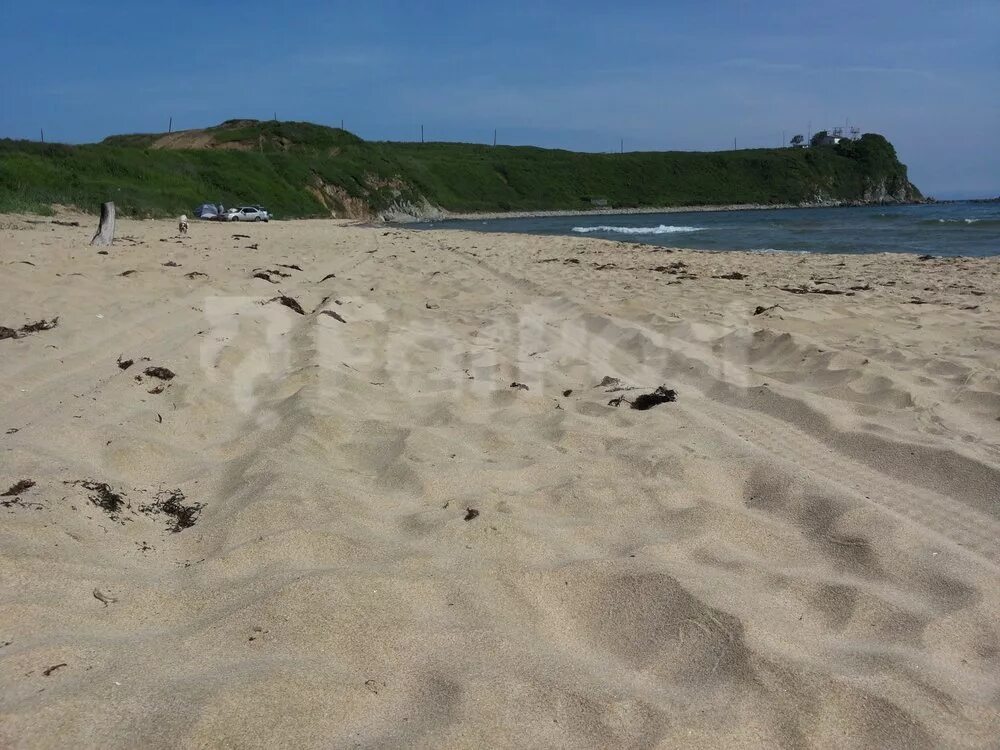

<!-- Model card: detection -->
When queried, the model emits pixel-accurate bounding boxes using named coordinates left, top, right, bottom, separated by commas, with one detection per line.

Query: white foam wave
left=746, top=247, right=807, bottom=254
left=571, top=224, right=704, bottom=235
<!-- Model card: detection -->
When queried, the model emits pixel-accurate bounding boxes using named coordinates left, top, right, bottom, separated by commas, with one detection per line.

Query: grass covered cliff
left=0, top=119, right=921, bottom=219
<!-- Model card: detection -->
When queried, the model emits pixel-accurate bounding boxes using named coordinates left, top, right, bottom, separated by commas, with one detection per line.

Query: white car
left=227, top=206, right=270, bottom=222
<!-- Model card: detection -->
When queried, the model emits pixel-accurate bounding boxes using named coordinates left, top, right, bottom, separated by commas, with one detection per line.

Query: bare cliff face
left=862, top=175, right=922, bottom=204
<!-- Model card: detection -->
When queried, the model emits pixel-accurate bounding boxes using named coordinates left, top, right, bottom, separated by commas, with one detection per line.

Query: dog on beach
left=179, top=215, right=188, bottom=235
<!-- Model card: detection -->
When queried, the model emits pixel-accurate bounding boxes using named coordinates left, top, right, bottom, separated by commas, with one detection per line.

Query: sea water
left=418, top=201, right=1000, bottom=257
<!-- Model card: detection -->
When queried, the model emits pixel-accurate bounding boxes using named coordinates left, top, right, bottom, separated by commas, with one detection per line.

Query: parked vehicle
left=227, top=206, right=270, bottom=222
left=195, top=203, right=219, bottom=220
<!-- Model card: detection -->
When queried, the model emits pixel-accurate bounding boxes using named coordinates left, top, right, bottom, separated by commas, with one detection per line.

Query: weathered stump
left=90, top=202, right=116, bottom=246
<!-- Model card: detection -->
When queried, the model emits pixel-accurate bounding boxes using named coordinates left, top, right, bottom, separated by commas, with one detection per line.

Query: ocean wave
left=920, top=217, right=1000, bottom=226
left=571, top=224, right=704, bottom=235
left=746, top=247, right=807, bottom=254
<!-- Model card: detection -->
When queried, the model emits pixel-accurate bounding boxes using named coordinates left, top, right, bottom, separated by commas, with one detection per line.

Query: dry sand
left=1, top=213, right=998, bottom=748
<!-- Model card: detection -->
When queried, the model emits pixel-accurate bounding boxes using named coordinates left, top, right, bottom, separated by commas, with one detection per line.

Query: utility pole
left=168, top=117, right=173, bottom=134
left=421, top=124, right=424, bottom=144
left=273, top=111, right=277, bottom=122
left=734, top=137, right=737, bottom=151
left=493, top=129, right=497, bottom=147
left=40, top=128, right=44, bottom=143
left=620, top=138, right=624, bottom=154
left=781, top=130, right=785, bottom=147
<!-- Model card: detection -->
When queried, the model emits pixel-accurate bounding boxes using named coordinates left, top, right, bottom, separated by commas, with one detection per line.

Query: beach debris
left=232, top=234, right=251, bottom=240
left=20, top=318, right=59, bottom=334
left=564, top=258, right=580, bottom=264
left=510, top=382, right=529, bottom=391
left=917, top=254, right=934, bottom=261
left=609, top=385, right=677, bottom=410
left=1, top=480, right=35, bottom=497
left=656, top=261, right=688, bottom=273
left=425, top=302, right=439, bottom=309
left=93, top=588, right=118, bottom=607
left=464, top=508, right=480, bottom=521
left=254, top=267, right=291, bottom=278
left=631, top=386, right=678, bottom=410
left=66, top=480, right=127, bottom=520
left=148, top=385, right=165, bottom=395
left=53, top=220, right=80, bottom=227
left=1, top=317, right=59, bottom=341
left=1, top=479, right=41, bottom=509
left=117, top=356, right=134, bottom=370
left=162, top=260, right=180, bottom=267
left=90, top=201, right=116, bottom=247
left=563, top=389, right=573, bottom=397
left=248, top=625, right=269, bottom=643
left=319, top=310, right=347, bottom=324
left=317, top=273, right=337, bottom=283
left=753, top=304, right=782, bottom=316
left=143, top=367, right=175, bottom=380
left=596, top=376, right=622, bottom=389
left=119, top=269, right=137, bottom=277
left=43, top=663, right=68, bottom=677
left=713, top=271, right=746, bottom=280
left=140, top=489, right=204, bottom=533
left=5, top=428, right=18, bottom=435
left=263, top=296, right=306, bottom=315
left=253, top=271, right=279, bottom=283
left=778, top=285, right=845, bottom=296
left=246, top=243, right=259, bottom=250
left=593, top=262, right=617, bottom=270
left=276, top=264, right=302, bottom=271
left=184, top=271, right=208, bottom=279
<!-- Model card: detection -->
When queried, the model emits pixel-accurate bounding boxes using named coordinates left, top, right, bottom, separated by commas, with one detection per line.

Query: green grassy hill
left=0, top=119, right=921, bottom=219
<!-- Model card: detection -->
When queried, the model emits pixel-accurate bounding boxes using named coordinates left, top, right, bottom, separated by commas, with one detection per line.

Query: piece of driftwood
left=90, top=202, right=116, bottom=247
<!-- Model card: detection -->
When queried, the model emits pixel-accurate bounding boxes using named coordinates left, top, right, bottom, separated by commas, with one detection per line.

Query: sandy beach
left=1, top=213, right=998, bottom=747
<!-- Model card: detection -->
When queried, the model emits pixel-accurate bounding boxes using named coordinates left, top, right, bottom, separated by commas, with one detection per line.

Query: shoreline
left=393, top=199, right=930, bottom=223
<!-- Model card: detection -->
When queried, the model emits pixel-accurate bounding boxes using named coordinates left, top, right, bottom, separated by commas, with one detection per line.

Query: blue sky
left=2, top=1, right=997, bottom=197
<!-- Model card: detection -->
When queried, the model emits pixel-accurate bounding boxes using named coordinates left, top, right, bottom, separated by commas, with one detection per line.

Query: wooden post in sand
left=90, top=202, right=116, bottom=247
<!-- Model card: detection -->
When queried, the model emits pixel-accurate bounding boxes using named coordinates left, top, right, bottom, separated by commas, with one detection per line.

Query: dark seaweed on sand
left=1, top=479, right=42, bottom=509
left=66, top=480, right=128, bottom=518
left=319, top=310, right=347, bottom=323
left=1, top=317, right=59, bottom=341
left=609, top=385, right=677, bottom=410
left=144, top=367, right=175, bottom=380
left=630, top=386, right=677, bottom=410
left=19, top=318, right=59, bottom=333
left=141, top=490, right=204, bottom=533
left=1, top=479, right=35, bottom=497
left=264, top=296, right=306, bottom=315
